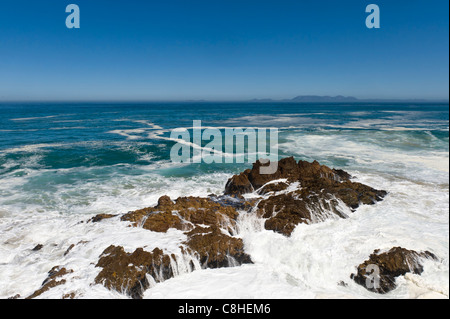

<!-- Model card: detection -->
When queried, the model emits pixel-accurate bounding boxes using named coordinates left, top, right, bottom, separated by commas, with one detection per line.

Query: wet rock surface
left=91, top=158, right=391, bottom=297
left=94, top=225, right=252, bottom=298
left=183, top=226, right=252, bottom=268
left=88, top=214, right=117, bottom=223
left=6, top=158, right=441, bottom=299
left=121, top=196, right=241, bottom=233
left=227, top=157, right=387, bottom=236
left=95, top=195, right=253, bottom=298
left=351, top=247, right=438, bottom=294
left=95, top=245, right=175, bottom=299
left=28, top=156, right=439, bottom=299
left=26, top=266, right=73, bottom=299
left=31, top=244, right=43, bottom=252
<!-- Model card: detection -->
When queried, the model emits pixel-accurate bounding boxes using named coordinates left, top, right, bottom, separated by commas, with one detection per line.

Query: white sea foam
left=10, top=115, right=60, bottom=121
left=0, top=116, right=448, bottom=299
left=279, top=132, right=449, bottom=183
left=0, top=159, right=447, bottom=299
left=0, top=165, right=233, bottom=299
left=0, top=143, right=67, bottom=154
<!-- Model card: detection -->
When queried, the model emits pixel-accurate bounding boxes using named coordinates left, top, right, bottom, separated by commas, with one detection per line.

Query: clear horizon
left=0, top=0, right=448, bottom=101
left=0, top=96, right=449, bottom=103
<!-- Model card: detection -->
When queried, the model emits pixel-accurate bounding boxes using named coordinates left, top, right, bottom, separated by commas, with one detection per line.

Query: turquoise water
left=0, top=101, right=448, bottom=224
left=0, top=102, right=447, bottom=174
left=0, top=102, right=448, bottom=299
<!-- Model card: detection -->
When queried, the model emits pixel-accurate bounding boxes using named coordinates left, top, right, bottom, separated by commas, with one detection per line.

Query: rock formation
left=91, top=158, right=389, bottom=297
left=351, top=247, right=438, bottom=294
left=26, top=266, right=74, bottom=299
left=23, top=157, right=438, bottom=299
left=94, top=195, right=253, bottom=298
left=226, top=157, right=387, bottom=236
left=7, top=156, right=441, bottom=300
left=95, top=245, right=175, bottom=299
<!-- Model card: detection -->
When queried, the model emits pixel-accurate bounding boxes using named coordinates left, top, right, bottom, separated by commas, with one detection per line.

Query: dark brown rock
left=257, top=193, right=312, bottom=236
left=351, top=247, right=438, bottom=294
left=96, top=195, right=253, bottom=298
left=248, top=157, right=299, bottom=191
left=208, top=195, right=257, bottom=212
left=224, top=157, right=353, bottom=197
left=122, top=196, right=240, bottom=233
left=141, top=212, right=186, bottom=233
left=183, top=226, right=252, bottom=268
left=64, top=244, right=75, bottom=257
left=95, top=245, right=174, bottom=299
left=121, top=207, right=152, bottom=226
left=156, top=195, right=174, bottom=208
left=26, top=266, right=73, bottom=299
left=62, top=292, right=76, bottom=299
left=224, top=170, right=254, bottom=196
left=97, top=157, right=388, bottom=298
left=227, top=158, right=387, bottom=236
left=256, top=180, right=385, bottom=236
left=333, top=169, right=352, bottom=181
left=257, top=182, right=289, bottom=195
left=32, top=244, right=43, bottom=252
left=64, top=241, right=89, bottom=257
left=88, top=214, right=117, bottom=223
left=298, top=160, right=340, bottom=182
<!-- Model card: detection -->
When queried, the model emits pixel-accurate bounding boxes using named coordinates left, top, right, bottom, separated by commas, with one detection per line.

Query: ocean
left=0, top=102, right=448, bottom=299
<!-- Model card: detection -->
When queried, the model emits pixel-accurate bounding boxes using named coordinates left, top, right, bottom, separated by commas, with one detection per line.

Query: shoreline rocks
left=351, top=247, right=438, bottom=294
left=183, top=226, right=252, bottom=268
left=91, top=158, right=389, bottom=297
left=88, top=214, right=117, bottom=223
left=226, top=157, right=387, bottom=236
left=23, top=157, right=439, bottom=299
left=95, top=195, right=253, bottom=298
left=26, top=266, right=74, bottom=299
left=95, top=245, right=175, bottom=299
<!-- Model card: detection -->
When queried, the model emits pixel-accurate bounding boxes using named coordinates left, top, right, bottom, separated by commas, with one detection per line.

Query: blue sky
left=0, top=0, right=448, bottom=101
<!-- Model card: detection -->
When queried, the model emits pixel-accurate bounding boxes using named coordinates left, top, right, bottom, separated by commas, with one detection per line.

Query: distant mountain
left=248, top=96, right=447, bottom=103
left=290, top=95, right=359, bottom=102
left=249, top=95, right=359, bottom=103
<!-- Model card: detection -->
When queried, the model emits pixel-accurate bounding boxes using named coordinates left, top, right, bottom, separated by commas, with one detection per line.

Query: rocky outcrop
left=94, top=195, right=253, bottom=298
left=88, top=214, right=117, bottom=223
left=121, top=196, right=241, bottom=233
left=64, top=241, right=89, bottom=257
left=93, top=157, right=389, bottom=298
left=224, top=171, right=254, bottom=196
left=226, top=157, right=387, bottom=236
left=94, top=225, right=252, bottom=298
left=95, top=246, right=175, bottom=299
left=224, top=157, right=351, bottom=194
left=257, top=181, right=289, bottom=195
left=351, top=247, right=438, bottom=294
left=32, top=244, right=43, bottom=252
left=26, top=266, right=73, bottom=299
left=183, top=226, right=252, bottom=268
left=14, top=157, right=439, bottom=299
